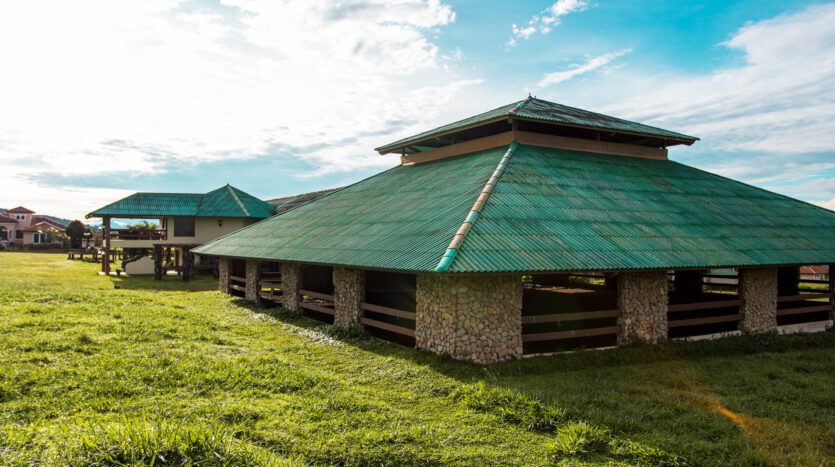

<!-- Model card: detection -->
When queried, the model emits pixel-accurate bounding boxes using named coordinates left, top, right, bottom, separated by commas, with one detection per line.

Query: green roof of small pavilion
left=376, top=97, right=699, bottom=154
left=193, top=144, right=835, bottom=273
left=87, top=184, right=275, bottom=219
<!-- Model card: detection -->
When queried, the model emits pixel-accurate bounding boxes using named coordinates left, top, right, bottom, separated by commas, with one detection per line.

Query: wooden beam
left=400, top=132, right=514, bottom=165
left=359, top=317, right=416, bottom=337
left=514, top=131, right=668, bottom=160
left=521, top=309, right=620, bottom=324
left=300, top=301, right=335, bottom=315
left=522, top=326, right=619, bottom=342
left=360, top=302, right=416, bottom=320
left=102, top=215, right=111, bottom=274
left=668, top=299, right=742, bottom=312
left=668, top=314, right=741, bottom=328
left=777, top=304, right=833, bottom=316
left=298, top=289, right=335, bottom=301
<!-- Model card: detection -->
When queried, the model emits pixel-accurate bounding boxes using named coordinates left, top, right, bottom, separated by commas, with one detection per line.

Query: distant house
left=800, top=265, right=829, bottom=281
left=86, top=184, right=276, bottom=278
left=0, top=207, right=67, bottom=246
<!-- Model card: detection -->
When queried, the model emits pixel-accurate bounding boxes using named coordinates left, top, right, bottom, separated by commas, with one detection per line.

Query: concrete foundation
left=617, top=271, right=668, bottom=345
left=739, top=268, right=777, bottom=333
left=281, top=262, right=301, bottom=314
left=415, top=274, right=522, bottom=364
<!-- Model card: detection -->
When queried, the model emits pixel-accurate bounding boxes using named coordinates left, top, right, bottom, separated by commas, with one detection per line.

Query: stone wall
left=739, top=268, right=777, bottom=334
left=218, top=257, right=230, bottom=293
left=281, top=262, right=301, bottom=314
left=333, top=268, right=364, bottom=329
left=245, top=259, right=261, bottom=305
left=617, top=271, right=668, bottom=345
left=415, top=274, right=522, bottom=364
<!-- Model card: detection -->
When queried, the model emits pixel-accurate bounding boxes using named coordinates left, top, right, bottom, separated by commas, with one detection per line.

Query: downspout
left=434, top=141, right=519, bottom=272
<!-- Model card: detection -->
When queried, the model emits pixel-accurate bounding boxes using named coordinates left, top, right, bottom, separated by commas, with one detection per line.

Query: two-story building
left=86, top=184, right=275, bottom=278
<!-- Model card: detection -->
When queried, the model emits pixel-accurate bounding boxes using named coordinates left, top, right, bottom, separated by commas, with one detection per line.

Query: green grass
left=1, top=253, right=833, bottom=466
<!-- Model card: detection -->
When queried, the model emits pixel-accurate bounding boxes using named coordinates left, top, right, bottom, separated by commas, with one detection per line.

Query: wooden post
left=153, top=244, right=163, bottom=280
left=102, top=215, right=111, bottom=274
left=182, top=246, right=194, bottom=282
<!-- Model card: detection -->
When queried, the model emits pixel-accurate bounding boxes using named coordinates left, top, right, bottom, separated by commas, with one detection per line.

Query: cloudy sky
left=1, top=0, right=833, bottom=219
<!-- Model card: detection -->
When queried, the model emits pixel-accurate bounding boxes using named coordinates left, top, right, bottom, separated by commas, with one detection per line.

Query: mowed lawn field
left=1, top=253, right=833, bottom=466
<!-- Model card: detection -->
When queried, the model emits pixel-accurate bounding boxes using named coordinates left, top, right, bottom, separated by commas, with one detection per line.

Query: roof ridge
left=434, top=141, right=518, bottom=272
left=226, top=185, right=250, bottom=217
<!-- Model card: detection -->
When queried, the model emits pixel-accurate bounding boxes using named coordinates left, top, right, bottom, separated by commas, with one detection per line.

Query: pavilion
left=193, top=97, right=835, bottom=363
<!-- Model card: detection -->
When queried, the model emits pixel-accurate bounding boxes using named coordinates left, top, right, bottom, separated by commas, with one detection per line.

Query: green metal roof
left=267, top=188, right=341, bottom=215
left=193, top=144, right=835, bottom=272
left=87, top=184, right=275, bottom=219
left=376, top=97, right=698, bottom=153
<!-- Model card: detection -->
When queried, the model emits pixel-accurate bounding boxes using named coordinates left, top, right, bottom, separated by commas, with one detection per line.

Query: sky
left=1, top=0, right=833, bottom=220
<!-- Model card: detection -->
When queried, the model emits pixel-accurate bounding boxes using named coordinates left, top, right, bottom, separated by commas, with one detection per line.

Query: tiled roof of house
left=193, top=143, right=835, bottom=272
left=87, top=184, right=274, bottom=219
left=7, top=206, right=35, bottom=214
left=0, top=214, right=18, bottom=224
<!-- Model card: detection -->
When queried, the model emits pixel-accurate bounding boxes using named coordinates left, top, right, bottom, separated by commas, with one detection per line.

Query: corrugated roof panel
left=88, top=185, right=273, bottom=219
left=449, top=144, right=835, bottom=272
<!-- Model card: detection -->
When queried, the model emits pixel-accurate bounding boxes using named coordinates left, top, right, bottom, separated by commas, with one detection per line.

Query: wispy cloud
left=508, top=0, right=588, bottom=46
left=0, top=0, right=471, bottom=218
left=605, top=3, right=835, bottom=155
left=815, top=198, right=835, bottom=211
left=536, top=48, right=632, bottom=88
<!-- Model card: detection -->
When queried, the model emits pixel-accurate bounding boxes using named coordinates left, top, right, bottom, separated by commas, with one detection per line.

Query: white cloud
left=0, top=0, right=473, bottom=218
left=815, top=198, right=835, bottom=211
left=603, top=3, right=835, bottom=155
left=508, top=0, right=588, bottom=46
left=536, top=49, right=632, bottom=88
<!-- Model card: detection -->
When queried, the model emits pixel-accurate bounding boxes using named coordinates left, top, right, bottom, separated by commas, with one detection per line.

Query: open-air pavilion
left=193, top=97, right=835, bottom=363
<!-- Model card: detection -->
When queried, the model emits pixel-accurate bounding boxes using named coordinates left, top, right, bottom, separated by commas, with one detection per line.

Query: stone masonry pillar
left=617, top=271, right=668, bottom=346
left=738, top=268, right=777, bottom=334
left=333, top=268, right=365, bottom=329
left=281, top=262, right=301, bottom=314
left=218, top=257, right=230, bottom=293
left=245, top=259, right=261, bottom=305
left=415, top=274, right=522, bottom=364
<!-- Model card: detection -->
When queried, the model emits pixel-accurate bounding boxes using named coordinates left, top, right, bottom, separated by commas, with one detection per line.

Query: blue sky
left=0, top=0, right=833, bottom=219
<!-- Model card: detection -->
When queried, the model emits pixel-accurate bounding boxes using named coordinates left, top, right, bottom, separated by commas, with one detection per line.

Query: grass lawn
left=1, top=252, right=833, bottom=466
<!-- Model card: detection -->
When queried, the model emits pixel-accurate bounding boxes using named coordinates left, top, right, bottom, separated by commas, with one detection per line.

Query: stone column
left=739, top=268, right=777, bottom=333
left=333, top=268, right=365, bottom=329
left=153, top=244, right=164, bottom=281
left=245, top=259, right=261, bottom=305
left=415, top=274, right=522, bottom=364
left=281, top=262, right=301, bottom=314
left=617, top=271, right=668, bottom=346
left=218, top=257, right=230, bottom=293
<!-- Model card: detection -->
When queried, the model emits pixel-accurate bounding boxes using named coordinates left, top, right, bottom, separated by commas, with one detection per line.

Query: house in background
left=0, top=206, right=67, bottom=246
left=86, top=184, right=275, bottom=278
left=800, top=265, right=829, bottom=281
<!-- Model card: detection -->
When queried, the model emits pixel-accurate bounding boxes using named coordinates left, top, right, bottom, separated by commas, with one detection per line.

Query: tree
left=65, top=220, right=86, bottom=248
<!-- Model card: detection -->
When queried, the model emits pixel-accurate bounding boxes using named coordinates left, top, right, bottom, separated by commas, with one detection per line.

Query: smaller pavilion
left=87, top=184, right=274, bottom=279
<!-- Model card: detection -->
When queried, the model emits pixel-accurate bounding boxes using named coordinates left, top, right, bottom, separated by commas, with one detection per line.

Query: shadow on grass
left=240, top=297, right=835, bottom=380
left=108, top=273, right=218, bottom=292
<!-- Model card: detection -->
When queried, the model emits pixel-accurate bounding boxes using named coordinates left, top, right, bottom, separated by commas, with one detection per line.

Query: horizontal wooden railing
left=777, top=304, right=833, bottom=317
left=668, top=299, right=742, bottom=312
left=359, top=302, right=416, bottom=337
left=668, top=314, right=742, bottom=328
left=521, top=308, right=621, bottom=343
left=229, top=275, right=246, bottom=293
left=522, top=326, right=620, bottom=343
left=299, top=289, right=335, bottom=317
